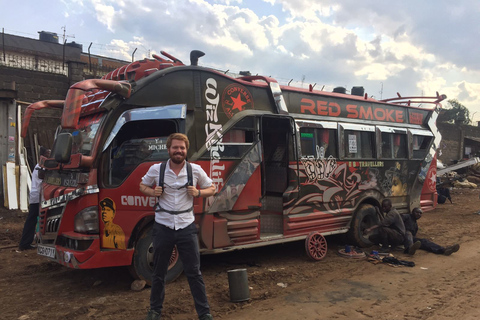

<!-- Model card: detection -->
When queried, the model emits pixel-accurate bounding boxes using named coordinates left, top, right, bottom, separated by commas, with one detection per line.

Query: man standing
left=402, top=208, right=460, bottom=255
left=140, top=133, right=215, bottom=320
left=364, top=199, right=420, bottom=255
left=18, top=146, right=50, bottom=251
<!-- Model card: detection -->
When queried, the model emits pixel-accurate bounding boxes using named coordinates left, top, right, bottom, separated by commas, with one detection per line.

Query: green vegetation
left=438, top=99, right=471, bottom=125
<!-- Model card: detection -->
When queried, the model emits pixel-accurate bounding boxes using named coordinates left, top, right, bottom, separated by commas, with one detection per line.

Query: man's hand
left=364, top=224, right=379, bottom=235
left=153, top=186, right=163, bottom=197
left=139, top=183, right=161, bottom=197
left=187, top=186, right=199, bottom=197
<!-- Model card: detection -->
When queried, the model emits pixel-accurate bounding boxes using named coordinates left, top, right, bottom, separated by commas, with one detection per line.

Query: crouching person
left=364, top=199, right=420, bottom=255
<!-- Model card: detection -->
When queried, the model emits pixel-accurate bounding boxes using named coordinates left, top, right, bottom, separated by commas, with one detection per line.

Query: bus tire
left=130, top=225, right=184, bottom=286
left=348, top=204, right=379, bottom=248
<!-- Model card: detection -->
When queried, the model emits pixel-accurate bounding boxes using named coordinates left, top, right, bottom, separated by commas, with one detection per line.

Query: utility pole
left=61, top=26, right=75, bottom=43
left=471, top=111, right=477, bottom=124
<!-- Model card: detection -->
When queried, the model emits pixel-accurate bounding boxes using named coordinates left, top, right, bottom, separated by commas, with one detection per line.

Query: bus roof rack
left=381, top=91, right=447, bottom=108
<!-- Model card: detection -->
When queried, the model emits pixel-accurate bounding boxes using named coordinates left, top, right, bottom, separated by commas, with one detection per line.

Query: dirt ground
left=1, top=188, right=480, bottom=320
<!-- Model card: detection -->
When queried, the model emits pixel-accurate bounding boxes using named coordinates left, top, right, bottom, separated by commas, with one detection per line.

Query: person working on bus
left=364, top=199, right=419, bottom=254
left=139, top=133, right=216, bottom=320
left=18, top=146, right=50, bottom=251
left=403, top=207, right=460, bottom=255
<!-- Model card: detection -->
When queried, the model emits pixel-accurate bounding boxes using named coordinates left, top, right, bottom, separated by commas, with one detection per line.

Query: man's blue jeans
left=150, top=222, right=210, bottom=317
left=19, top=203, right=39, bottom=249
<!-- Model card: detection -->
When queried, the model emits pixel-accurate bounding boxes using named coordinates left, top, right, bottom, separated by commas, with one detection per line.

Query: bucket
left=227, top=268, right=250, bottom=302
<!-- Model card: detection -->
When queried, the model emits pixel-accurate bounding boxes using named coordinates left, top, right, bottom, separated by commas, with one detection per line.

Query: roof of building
left=0, top=33, right=82, bottom=61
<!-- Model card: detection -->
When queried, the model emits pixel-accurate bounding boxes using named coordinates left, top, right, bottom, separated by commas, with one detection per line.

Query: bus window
left=300, top=128, right=315, bottom=156
left=394, top=134, right=407, bottom=158
left=413, top=135, right=432, bottom=159
left=381, top=133, right=407, bottom=159
left=105, top=119, right=176, bottom=186
left=201, top=117, right=256, bottom=160
left=300, top=127, right=337, bottom=158
left=344, top=130, right=375, bottom=159
left=223, top=129, right=246, bottom=143
left=381, top=132, right=393, bottom=158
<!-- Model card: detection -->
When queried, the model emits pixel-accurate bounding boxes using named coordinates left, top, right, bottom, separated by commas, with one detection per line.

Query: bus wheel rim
left=146, top=244, right=179, bottom=271
left=305, top=232, right=327, bottom=261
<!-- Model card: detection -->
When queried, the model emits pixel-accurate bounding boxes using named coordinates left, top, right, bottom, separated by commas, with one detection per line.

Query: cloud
left=91, top=0, right=118, bottom=32
left=67, top=0, right=480, bottom=117
left=272, top=0, right=339, bottom=20
left=457, top=81, right=479, bottom=103
left=104, top=37, right=147, bottom=61
left=214, top=0, right=242, bottom=4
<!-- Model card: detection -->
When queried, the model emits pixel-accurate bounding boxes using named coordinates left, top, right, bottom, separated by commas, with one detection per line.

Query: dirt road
left=1, top=189, right=480, bottom=320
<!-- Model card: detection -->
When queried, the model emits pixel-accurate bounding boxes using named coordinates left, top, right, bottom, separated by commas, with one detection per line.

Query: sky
left=2, top=0, right=480, bottom=122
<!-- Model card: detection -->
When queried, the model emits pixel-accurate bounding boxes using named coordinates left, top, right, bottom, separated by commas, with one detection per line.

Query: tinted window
left=105, top=119, right=176, bottom=186
left=344, top=130, right=375, bottom=159
left=381, top=132, right=407, bottom=159
left=413, top=135, right=432, bottom=159
left=300, top=127, right=337, bottom=158
left=200, top=117, right=256, bottom=160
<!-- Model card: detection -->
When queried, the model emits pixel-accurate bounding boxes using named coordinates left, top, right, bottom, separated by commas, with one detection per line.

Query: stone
left=131, top=279, right=146, bottom=291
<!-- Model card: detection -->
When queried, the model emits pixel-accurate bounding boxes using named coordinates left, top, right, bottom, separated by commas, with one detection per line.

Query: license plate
left=37, top=245, right=56, bottom=259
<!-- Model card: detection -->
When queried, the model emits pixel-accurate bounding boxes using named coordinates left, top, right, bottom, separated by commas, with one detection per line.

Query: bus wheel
left=130, top=226, right=184, bottom=286
left=349, top=204, right=379, bottom=248
left=305, top=231, right=327, bottom=261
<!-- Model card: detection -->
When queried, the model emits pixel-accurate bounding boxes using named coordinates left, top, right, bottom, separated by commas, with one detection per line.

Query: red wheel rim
left=305, top=232, right=327, bottom=261
left=168, top=246, right=179, bottom=271
left=147, top=244, right=179, bottom=271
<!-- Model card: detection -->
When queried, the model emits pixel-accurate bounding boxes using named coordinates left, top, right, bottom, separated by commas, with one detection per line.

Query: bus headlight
left=74, top=206, right=99, bottom=234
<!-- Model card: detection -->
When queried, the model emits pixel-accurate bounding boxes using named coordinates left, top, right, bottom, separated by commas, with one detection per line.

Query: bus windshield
left=58, top=113, right=104, bottom=156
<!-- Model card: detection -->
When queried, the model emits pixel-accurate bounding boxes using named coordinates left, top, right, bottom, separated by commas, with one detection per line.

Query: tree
left=437, top=99, right=471, bottom=125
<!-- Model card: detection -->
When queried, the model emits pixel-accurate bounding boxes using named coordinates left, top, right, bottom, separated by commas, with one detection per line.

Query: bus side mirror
left=54, top=133, right=73, bottom=163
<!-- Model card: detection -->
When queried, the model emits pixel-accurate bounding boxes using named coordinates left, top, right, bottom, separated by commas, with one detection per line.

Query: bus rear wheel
left=348, top=204, right=379, bottom=248
left=129, top=225, right=184, bottom=286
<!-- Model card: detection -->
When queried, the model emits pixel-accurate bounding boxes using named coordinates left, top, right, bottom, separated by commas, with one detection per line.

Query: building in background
left=0, top=30, right=128, bottom=205
left=437, top=122, right=480, bottom=165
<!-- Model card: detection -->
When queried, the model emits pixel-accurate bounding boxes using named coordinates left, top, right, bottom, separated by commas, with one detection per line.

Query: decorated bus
left=23, top=50, right=443, bottom=283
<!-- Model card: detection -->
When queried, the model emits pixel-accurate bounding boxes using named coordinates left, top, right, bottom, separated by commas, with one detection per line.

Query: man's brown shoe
left=407, top=241, right=421, bottom=255
left=444, top=244, right=460, bottom=256
left=144, top=309, right=161, bottom=320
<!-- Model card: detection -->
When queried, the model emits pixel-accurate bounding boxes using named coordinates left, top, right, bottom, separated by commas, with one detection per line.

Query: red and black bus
left=23, top=50, right=443, bottom=283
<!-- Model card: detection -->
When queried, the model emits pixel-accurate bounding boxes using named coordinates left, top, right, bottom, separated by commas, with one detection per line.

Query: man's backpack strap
left=158, top=161, right=193, bottom=189
left=186, top=161, right=193, bottom=186
left=154, top=161, right=195, bottom=214
left=158, top=162, right=167, bottom=189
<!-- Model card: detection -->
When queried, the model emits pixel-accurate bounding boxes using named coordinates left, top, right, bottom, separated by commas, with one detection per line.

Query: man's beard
left=170, top=152, right=185, bottom=164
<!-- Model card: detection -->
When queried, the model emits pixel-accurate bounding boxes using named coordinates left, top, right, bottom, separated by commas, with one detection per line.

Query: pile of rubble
left=437, top=161, right=480, bottom=189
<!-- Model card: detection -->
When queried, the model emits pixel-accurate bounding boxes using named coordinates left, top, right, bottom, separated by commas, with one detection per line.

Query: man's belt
left=154, top=203, right=193, bottom=215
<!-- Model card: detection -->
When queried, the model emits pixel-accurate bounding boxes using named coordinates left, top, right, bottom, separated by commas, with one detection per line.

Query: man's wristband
left=197, top=189, right=201, bottom=198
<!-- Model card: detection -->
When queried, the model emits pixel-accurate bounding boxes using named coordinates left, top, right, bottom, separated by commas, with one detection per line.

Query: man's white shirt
left=29, top=164, right=43, bottom=204
left=141, top=160, right=213, bottom=230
